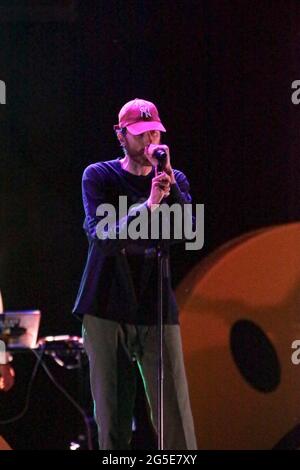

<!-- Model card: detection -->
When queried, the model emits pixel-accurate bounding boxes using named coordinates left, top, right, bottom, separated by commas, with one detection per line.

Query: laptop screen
left=0, top=310, right=41, bottom=349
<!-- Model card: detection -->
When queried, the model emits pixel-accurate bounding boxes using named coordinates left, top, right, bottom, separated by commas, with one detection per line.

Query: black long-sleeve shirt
left=72, top=157, right=192, bottom=325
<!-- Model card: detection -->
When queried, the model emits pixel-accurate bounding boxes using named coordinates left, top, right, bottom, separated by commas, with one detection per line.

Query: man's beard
left=126, top=147, right=152, bottom=166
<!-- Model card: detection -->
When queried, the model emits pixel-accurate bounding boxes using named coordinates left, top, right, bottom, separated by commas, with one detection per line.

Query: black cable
left=0, top=345, right=45, bottom=425
left=31, top=348, right=93, bottom=450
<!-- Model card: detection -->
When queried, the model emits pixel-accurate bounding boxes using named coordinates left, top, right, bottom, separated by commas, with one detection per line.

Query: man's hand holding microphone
left=145, top=144, right=175, bottom=211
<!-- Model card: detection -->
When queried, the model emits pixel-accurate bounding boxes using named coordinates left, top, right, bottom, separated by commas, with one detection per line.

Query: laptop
left=0, top=310, right=41, bottom=349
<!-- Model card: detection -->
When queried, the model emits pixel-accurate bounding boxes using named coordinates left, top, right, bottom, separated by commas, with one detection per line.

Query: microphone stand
left=155, top=153, right=168, bottom=450
left=157, top=240, right=169, bottom=450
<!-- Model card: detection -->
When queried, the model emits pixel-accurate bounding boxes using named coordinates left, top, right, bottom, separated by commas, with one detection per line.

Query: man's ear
left=117, top=132, right=126, bottom=147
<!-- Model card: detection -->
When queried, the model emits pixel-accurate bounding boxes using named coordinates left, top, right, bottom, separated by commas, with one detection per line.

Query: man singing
left=73, top=98, right=197, bottom=450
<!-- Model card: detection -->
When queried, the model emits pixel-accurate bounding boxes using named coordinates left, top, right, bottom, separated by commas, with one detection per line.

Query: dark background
left=0, top=0, right=300, bottom=449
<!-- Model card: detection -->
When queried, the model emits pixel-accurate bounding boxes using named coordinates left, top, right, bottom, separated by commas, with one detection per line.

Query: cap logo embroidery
left=140, top=106, right=152, bottom=120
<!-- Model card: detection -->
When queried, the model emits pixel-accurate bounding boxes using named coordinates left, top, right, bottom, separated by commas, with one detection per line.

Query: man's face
left=124, top=130, right=161, bottom=166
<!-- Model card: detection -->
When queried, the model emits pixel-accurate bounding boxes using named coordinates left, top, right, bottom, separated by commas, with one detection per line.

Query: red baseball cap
left=115, top=98, right=166, bottom=135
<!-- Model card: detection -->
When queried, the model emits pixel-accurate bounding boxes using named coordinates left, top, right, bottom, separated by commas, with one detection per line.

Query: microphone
left=153, top=148, right=167, bottom=159
left=153, top=148, right=167, bottom=173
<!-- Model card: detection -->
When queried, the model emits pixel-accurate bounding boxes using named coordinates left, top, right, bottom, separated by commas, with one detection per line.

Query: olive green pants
left=82, top=315, right=197, bottom=450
